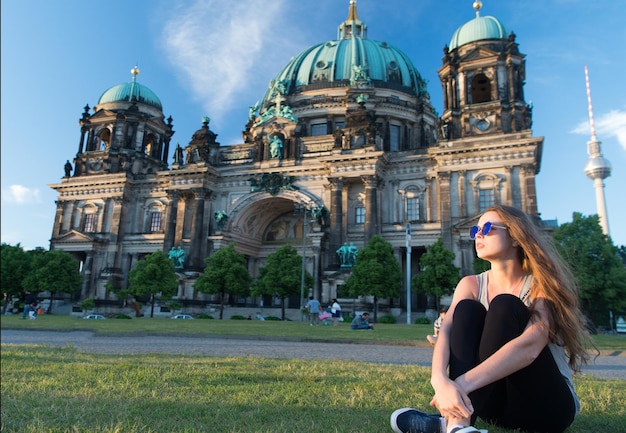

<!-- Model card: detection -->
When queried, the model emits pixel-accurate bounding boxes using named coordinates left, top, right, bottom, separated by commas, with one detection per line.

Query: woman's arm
left=455, top=298, right=551, bottom=394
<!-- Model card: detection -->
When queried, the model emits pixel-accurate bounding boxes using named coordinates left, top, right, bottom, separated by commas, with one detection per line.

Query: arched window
left=471, top=73, right=491, bottom=103
left=144, top=200, right=166, bottom=233
left=79, top=203, right=101, bottom=233
left=471, top=173, right=501, bottom=213
left=402, top=185, right=424, bottom=222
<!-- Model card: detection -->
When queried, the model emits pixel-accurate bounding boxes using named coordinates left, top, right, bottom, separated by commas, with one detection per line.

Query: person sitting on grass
left=391, top=205, right=594, bottom=433
left=351, top=312, right=374, bottom=330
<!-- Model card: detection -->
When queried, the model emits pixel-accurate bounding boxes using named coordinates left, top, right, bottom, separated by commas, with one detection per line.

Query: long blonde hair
left=484, top=205, right=593, bottom=371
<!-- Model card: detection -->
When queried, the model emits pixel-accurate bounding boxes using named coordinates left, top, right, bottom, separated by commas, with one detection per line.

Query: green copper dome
left=260, top=1, right=428, bottom=108
left=449, top=2, right=508, bottom=50
left=98, top=66, right=163, bottom=110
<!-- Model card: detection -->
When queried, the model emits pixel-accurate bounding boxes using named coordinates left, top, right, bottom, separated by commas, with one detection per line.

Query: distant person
left=427, top=307, right=447, bottom=346
left=28, top=304, right=37, bottom=320
left=21, top=291, right=35, bottom=320
left=306, top=296, right=321, bottom=326
left=330, top=298, right=342, bottom=326
left=351, top=312, right=373, bottom=330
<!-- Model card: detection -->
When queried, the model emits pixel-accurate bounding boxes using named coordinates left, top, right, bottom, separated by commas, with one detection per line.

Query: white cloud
left=1, top=184, right=42, bottom=204
left=571, top=108, right=626, bottom=152
left=161, top=0, right=292, bottom=126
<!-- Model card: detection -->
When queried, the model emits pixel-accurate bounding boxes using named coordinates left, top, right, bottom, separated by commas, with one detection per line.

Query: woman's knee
left=454, top=299, right=486, bottom=322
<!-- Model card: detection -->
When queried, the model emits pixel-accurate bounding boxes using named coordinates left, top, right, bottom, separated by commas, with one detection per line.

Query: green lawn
left=2, top=314, right=625, bottom=350
left=1, top=346, right=625, bottom=433
left=2, top=314, right=625, bottom=432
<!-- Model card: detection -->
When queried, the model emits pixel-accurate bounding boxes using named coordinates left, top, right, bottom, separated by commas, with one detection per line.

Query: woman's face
left=474, top=211, right=515, bottom=261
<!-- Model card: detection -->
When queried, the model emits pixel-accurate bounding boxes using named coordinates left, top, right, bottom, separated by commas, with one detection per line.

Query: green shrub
left=378, top=315, right=397, bottom=324
left=168, top=301, right=183, bottom=311
left=197, top=314, right=214, bottom=319
left=112, top=314, right=132, bottom=319
left=263, top=316, right=282, bottom=321
left=414, top=317, right=431, bottom=325
left=79, top=297, right=95, bottom=311
left=230, top=314, right=246, bottom=320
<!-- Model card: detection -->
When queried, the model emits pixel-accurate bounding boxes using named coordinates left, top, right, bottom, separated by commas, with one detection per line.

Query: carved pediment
left=54, top=229, right=96, bottom=244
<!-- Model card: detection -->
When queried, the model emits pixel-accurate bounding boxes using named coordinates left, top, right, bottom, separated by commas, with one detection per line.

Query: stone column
left=438, top=171, right=453, bottom=249
left=81, top=252, right=93, bottom=299
left=328, top=178, right=343, bottom=266
left=189, top=188, right=210, bottom=270
left=362, top=175, right=379, bottom=240
left=111, top=197, right=129, bottom=273
left=51, top=201, right=65, bottom=238
left=163, top=190, right=181, bottom=251
left=521, top=164, right=538, bottom=216
left=504, top=166, right=513, bottom=206
left=458, top=171, right=466, bottom=219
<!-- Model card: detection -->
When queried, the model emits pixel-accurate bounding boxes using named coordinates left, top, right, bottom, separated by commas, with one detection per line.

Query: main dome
left=449, top=2, right=508, bottom=50
left=98, top=66, right=163, bottom=110
left=260, top=1, right=428, bottom=107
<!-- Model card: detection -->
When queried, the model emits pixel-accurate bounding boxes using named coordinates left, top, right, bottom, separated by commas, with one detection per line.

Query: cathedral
left=48, top=1, right=542, bottom=315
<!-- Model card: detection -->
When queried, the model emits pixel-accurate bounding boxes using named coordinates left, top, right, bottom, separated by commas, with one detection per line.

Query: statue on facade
left=311, top=205, right=329, bottom=227
left=336, top=242, right=358, bottom=267
left=269, top=135, right=284, bottom=159
left=168, top=246, right=185, bottom=269
left=215, top=210, right=228, bottom=231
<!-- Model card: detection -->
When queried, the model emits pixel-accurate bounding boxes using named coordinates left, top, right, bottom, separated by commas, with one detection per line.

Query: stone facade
left=48, top=4, right=542, bottom=314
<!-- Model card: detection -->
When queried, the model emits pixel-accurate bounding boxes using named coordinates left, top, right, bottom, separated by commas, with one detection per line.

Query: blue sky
left=2, top=0, right=625, bottom=250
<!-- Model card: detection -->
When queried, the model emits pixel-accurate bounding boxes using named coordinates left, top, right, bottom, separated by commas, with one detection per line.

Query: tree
left=552, top=212, right=626, bottom=327
left=473, top=256, right=491, bottom=274
left=23, top=249, right=82, bottom=314
left=252, top=244, right=313, bottom=320
left=128, top=251, right=179, bottom=318
left=195, top=243, right=252, bottom=319
left=345, top=235, right=402, bottom=321
left=412, top=238, right=461, bottom=311
left=1, top=243, right=32, bottom=313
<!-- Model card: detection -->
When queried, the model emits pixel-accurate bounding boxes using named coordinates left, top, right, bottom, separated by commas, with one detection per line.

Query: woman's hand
left=429, top=378, right=474, bottom=420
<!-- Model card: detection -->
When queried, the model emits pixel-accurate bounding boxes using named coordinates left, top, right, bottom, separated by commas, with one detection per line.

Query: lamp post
left=294, top=203, right=310, bottom=320
left=406, top=223, right=412, bottom=325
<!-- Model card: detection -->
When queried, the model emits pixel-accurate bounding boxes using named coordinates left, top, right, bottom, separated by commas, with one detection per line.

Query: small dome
left=449, top=3, right=508, bottom=50
left=98, top=66, right=162, bottom=110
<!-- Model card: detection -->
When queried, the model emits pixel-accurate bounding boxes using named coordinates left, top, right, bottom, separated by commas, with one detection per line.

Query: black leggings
left=449, top=295, right=576, bottom=433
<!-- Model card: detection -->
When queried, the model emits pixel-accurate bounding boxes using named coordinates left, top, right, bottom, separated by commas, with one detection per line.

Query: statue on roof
left=173, top=143, right=184, bottom=164
left=64, top=160, right=73, bottom=178
left=248, top=101, right=259, bottom=121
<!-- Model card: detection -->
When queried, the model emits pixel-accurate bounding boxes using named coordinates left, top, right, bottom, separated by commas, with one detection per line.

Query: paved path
left=2, top=330, right=625, bottom=380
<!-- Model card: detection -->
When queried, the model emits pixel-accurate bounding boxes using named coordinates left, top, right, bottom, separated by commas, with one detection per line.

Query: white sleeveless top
left=476, top=271, right=580, bottom=414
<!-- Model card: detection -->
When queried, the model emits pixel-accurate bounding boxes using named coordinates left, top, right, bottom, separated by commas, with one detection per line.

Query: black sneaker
left=390, top=408, right=444, bottom=433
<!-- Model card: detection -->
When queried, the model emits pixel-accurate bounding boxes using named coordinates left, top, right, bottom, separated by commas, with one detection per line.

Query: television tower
left=583, top=66, right=611, bottom=236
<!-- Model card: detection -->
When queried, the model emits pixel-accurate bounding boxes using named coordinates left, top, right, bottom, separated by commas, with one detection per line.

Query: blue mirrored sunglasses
left=469, top=221, right=508, bottom=239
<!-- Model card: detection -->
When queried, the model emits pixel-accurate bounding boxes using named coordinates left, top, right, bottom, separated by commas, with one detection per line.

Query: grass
left=2, top=315, right=625, bottom=432
left=0, top=314, right=436, bottom=345
left=2, top=314, right=625, bottom=350
left=1, top=346, right=625, bottom=433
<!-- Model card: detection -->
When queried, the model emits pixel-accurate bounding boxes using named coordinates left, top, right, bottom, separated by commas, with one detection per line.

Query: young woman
left=391, top=205, right=593, bottom=433
left=331, top=298, right=342, bottom=326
